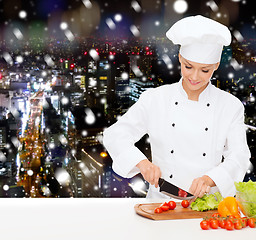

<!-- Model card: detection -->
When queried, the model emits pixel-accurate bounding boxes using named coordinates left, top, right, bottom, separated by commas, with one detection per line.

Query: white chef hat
left=166, top=15, right=231, bottom=64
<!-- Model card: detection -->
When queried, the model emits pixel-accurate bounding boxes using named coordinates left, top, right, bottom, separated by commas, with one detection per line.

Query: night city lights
left=0, top=0, right=255, bottom=201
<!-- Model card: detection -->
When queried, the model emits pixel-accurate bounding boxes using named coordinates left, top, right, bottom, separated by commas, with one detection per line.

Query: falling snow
left=206, top=0, right=219, bottom=12
left=131, top=1, right=141, bottom=12
left=82, top=0, right=92, bottom=9
left=13, top=28, right=24, bottom=40
left=89, top=49, right=100, bottom=61
left=85, top=108, right=96, bottom=125
left=130, top=25, right=140, bottom=37
left=173, top=0, right=188, bottom=14
left=19, top=10, right=27, bottom=19
left=0, top=0, right=254, bottom=199
left=3, top=185, right=9, bottom=191
left=106, top=18, right=116, bottom=30
left=3, top=52, right=13, bottom=65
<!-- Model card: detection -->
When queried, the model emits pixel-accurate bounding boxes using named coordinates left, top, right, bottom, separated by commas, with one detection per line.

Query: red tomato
left=154, top=207, right=163, bottom=213
left=168, top=201, right=176, bottom=210
left=228, top=215, right=236, bottom=221
left=160, top=202, right=169, bottom=207
left=178, top=189, right=188, bottom=198
left=181, top=200, right=189, bottom=208
left=248, top=218, right=256, bottom=228
left=200, top=220, right=210, bottom=230
left=209, top=219, right=219, bottom=229
left=212, top=213, right=220, bottom=218
left=225, top=220, right=234, bottom=231
left=219, top=218, right=226, bottom=229
left=234, top=219, right=243, bottom=230
left=160, top=205, right=169, bottom=211
left=241, top=217, right=248, bottom=228
left=160, top=202, right=169, bottom=211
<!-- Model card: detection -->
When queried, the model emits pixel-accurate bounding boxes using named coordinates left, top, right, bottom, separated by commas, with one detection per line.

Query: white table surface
left=0, top=198, right=255, bottom=240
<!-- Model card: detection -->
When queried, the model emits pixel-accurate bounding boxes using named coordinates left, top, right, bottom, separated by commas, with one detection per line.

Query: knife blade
left=158, top=178, right=194, bottom=200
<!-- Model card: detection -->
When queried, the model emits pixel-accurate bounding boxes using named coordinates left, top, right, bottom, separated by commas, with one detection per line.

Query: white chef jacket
left=103, top=79, right=251, bottom=198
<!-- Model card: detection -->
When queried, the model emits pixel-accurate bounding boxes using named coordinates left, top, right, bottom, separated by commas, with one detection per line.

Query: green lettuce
left=191, top=192, right=223, bottom=212
left=235, top=180, right=256, bottom=217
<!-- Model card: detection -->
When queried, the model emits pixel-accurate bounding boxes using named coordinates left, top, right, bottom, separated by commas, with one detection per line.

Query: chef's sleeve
left=205, top=102, right=251, bottom=197
left=103, top=90, right=151, bottom=178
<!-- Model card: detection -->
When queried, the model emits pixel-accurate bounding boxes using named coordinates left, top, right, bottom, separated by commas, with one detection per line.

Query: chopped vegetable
left=191, top=192, right=223, bottom=211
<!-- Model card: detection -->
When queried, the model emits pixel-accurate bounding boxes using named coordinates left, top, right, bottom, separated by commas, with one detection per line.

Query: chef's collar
left=178, top=78, right=211, bottom=102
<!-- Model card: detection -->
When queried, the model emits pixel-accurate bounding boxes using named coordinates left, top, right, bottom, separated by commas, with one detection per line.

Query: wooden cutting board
left=134, top=202, right=217, bottom=220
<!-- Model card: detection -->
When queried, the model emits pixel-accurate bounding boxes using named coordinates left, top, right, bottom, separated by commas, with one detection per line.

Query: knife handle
left=158, top=178, right=164, bottom=187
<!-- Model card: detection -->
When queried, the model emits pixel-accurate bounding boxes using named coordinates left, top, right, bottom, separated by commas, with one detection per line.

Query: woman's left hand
left=189, top=175, right=216, bottom=198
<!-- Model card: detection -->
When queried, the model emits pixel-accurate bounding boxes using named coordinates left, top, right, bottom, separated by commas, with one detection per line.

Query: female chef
left=103, top=15, right=251, bottom=199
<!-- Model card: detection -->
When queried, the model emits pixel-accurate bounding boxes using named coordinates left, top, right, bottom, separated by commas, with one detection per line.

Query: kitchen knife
left=158, top=178, right=195, bottom=200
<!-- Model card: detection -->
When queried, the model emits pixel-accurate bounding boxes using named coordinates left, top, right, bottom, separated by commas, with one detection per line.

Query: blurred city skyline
left=0, top=0, right=255, bottom=198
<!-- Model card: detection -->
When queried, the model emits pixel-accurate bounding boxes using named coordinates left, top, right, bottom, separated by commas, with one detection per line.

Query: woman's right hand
left=136, top=159, right=162, bottom=188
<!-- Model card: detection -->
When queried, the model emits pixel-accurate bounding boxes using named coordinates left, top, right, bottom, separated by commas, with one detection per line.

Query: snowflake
left=19, top=10, right=27, bottom=19
left=114, top=14, right=122, bottom=22
left=79, top=162, right=86, bottom=169
left=49, top=142, right=55, bottom=149
left=173, top=0, right=188, bottom=14
left=206, top=0, right=218, bottom=12
left=59, top=135, right=68, bottom=145
left=100, top=98, right=106, bottom=104
left=228, top=72, right=234, bottom=79
left=233, top=30, right=244, bottom=42
left=5, top=143, right=10, bottom=149
left=44, top=55, right=55, bottom=67
left=162, top=54, right=173, bottom=69
left=13, top=28, right=23, bottom=40
left=89, top=49, right=99, bottom=61
left=121, top=72, right=129, bottom=80
left=0, top=151, right=6, bottom=162
left=55, top=169, right=71, bottom=186
left=85, top=108, right=96, bottom=125
left=64, top=29, right=75, bottom=41
left=231, top=58, right=243, bottom=70
left=41, top=71, right=47, bottom=77
left=81, top=130, right=88, bottom=137
left=11, top=137, right=20, bottom=148
left=3, top=52, right=13, bottom=65
left=3, top=185, right=9, bottom=191
left=109, top=54, right=114, bottom=60
left=60, top=22, right=68, bottom=30
left=106, top=18, right=116, bottom=30
left=131, top=1, right=141, bottom=12
left=131, top=65, right=143, bottom=77
left=71, top=149, right=76, bottom=155
left=82, top=0, right=92, bottom=9
left=130, top=25, right=140, bottom=37
left=61, top=96, right=69, bottom=105
left=27, top=170, right=34, bottom=176
left=16, top=56, right=23, bottom=63
left=155, top=21, right=160, bottom=26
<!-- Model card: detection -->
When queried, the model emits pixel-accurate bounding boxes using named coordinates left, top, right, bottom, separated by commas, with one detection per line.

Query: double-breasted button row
left=174, top=101, right=210, bottom=107
left=170, top=150, right=206, bottom=156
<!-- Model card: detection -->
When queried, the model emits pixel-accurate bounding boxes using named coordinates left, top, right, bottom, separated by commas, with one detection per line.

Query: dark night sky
left=0, top=0, right=254, bottom=40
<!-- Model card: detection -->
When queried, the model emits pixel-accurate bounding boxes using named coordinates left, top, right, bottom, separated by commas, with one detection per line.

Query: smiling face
left=179, top=54, right=219, bottom=101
